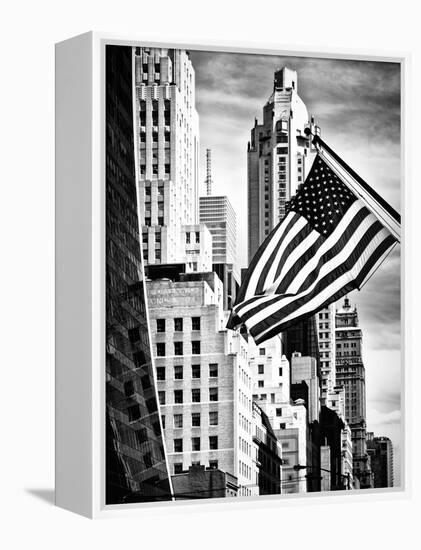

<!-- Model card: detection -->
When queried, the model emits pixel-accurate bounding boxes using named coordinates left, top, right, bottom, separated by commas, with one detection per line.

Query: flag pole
left=304, top=129, right=401, bottom=242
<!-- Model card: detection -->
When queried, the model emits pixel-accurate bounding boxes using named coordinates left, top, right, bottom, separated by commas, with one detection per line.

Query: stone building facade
left=134, top=47, right=200, bottom=266
left=147, top=272, right=257, bottom=497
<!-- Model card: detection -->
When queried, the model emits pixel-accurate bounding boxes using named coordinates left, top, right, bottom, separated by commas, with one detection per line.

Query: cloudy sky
left=189, top=50, right=402, bottom=484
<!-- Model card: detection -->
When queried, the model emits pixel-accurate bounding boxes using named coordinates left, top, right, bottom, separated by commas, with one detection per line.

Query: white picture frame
left=55, top=31, right=410, bottom=519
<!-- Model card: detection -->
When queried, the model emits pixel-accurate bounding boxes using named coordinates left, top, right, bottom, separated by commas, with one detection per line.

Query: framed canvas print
left=55, top=32, right=408, bottom=518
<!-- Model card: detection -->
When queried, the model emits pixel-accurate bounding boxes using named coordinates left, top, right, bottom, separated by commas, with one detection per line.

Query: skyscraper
left=247, top=67, right=320, bottom=261
left=199, top=195, right=237, bottom=267
left=335, top=297, right=373, bottom=488
left=105, top=45, right=172, bottom=504
left=199, top=149, right=239, bottom=309
left=367, top=433, right=394, bottom=488
left=316, top=305, right=337, bottom=405
left=134, top=47, right=200, bottom=266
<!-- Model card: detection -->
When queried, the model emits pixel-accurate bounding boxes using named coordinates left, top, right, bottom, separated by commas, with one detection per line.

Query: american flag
left=227, top=154, right=397, bottom=345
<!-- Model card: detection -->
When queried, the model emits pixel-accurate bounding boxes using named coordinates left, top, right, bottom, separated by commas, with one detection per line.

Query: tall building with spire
left=335, top=297, right=374, bottom=488
left=247, top=67, right=320, bottom=261
left=134, top=47, right=201, bottom=267
left=199, top=149, right=239, bottom=309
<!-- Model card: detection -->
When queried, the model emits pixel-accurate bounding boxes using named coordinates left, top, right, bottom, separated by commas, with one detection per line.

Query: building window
left=174, top=342, right=183, bottom=355
left=174, top=365, right=183, bottom=379
left=127, top=404, right=141, bottom=422
left=209, top=436, right=218, bottom=450
left=258, top=380, right=264, bottom=388
left=174, top=439, right=183, bottom=453
left=192, top=364, right=201, bottom=378
left=209, top=460, right=218, bottom=470
left=174, top=463, right=183, bottom=474
left=192, top=317, right=201, bottom=330
left=192, top=341, right=201, bottom=354
left=209, top=388, right=218, bottom=401
left=124, top=380, right=135, bottom=397
left=209, top=363, right=218, bottom=377
left=195, top=232, right=200, bottom=243
left=135, top=428, right=147, bottom=446
left=192, top=388, right=201, bottom=403
left=174, top=318, right=183, bottom=331
left=158, top=391, right=165, bottom=405
left=174, top=414, right=183, bottom=428
left=174, top=390, right=183, bottom=404
left=258, top=364, right=264, bottom=374
left=192, top=412, right=201, bottom=427
left=259, top=348, right=266, bottom=356
left=279, top=423, right=286, bottom=429
left=156, top=366, right=166, bottom=380
left=156, top=343, right=166, bottom=356
left=209, top=411, right=218, bottom=426
left=276, top=408, right=283, bottom=417
left=186, top=232, right=191, bottom=244
left=161, top=415, right=165, bottom=429
left=156, top=319, right=165, bottom=332
left=277, top=147, right=288, bottom=155
left=192, top=437, right=201, bottom=451
left=278, top=367, right=283, bottom=376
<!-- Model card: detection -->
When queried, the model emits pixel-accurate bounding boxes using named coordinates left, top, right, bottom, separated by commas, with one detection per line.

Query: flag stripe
left=249, top=214, right=304, bottom=298
left=250, top=229, right=395, bottom=342
left=275, top=233, right=323, bottom=294
left=236, top=211, right=296, bottom=303
left=257, top=221, right=312, bottom=294
left=252, top=233, right=396, bottom=344
left=245, top=219, right=387, bottom=332
left=262, top=223, right=316, bottom=293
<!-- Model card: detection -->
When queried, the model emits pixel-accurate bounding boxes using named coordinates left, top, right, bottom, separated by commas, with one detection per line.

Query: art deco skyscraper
left=134, top=47, right=200, bottom=266
left=247, top=67, right=320, bottom=261
left=335, top=297, right=374, bottom=488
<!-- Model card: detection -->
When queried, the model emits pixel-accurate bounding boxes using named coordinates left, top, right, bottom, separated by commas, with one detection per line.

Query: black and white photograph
left=105, top=44, right=401, bottom=504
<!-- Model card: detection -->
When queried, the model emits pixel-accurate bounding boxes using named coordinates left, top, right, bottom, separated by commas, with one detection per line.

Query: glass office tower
left=106, top=45, right=172, bottom=504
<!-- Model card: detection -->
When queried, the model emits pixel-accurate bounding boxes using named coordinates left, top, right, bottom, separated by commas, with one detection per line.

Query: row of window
left=159, top=388, right=219, bottom=404
left=185, top=232, right=200, bottom=244
left=337, top=342, right=357, bottom=348
left=164, top=411, right=218, bottom=429
left=173, top=460, right=218, bottom=474
left=173, top=436, right=219, bottom=452
left=144, top=217, right=164, bottom=226
left=256, top=364, right=283, bottom=376
left=156, top=341, right=201, bottom=356
left=157, top=317, right=200, bottom=332
left=156, top=363, right=218, bottom=380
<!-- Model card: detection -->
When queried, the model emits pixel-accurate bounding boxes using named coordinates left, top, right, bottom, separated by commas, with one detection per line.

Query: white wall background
left=0, top=0, right=419, bottom=548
